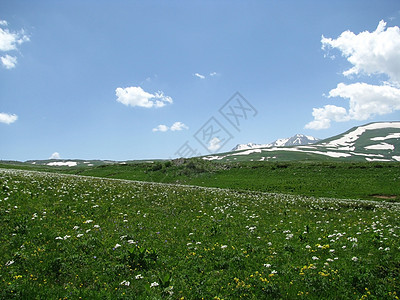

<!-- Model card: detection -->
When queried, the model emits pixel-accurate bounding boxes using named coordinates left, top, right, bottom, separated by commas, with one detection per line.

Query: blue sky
left=1, top=0, right=400, bottom=161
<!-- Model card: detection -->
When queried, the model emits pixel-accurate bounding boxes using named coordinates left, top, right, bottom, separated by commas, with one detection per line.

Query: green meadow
left=1, top=167, right=400, bottom=299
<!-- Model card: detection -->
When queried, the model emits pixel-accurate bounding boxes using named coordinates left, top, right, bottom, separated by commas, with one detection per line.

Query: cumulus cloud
left=0, top=112, right=18, bottom=124
left=152, top=121, right=188, bottom=132
left=115, top=86, right=173, bottom=108
left=306, top=20, right=400, bottom=130
left=207, top=137, right=222, bottom=152
left=322, top=20, right=400, bottom=83
left=194, top=73, right=205, bottom=79
left=49, top=152, right=61, bottom=159
left=170, top=121, right=189, bottom=131
left=1, top=54, right=17, bottom=69
left=0, top=20, right=29, bottom=69
left=329, top=82, right=400, bottom=120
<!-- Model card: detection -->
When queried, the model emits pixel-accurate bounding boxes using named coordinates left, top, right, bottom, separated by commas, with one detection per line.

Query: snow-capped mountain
left=205, top=121, right=400, bottom=162
left=232, top=134, right=320, bottom=151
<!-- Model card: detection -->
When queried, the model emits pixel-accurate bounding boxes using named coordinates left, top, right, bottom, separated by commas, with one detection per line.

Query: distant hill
left=204, top=121, right=400, bottom=162
left=232, top=134, right=320, bottom=151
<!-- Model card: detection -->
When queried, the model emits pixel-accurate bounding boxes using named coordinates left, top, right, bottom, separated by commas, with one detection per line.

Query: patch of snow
left=47, top=161, right=77, bottom=167
left=233, top=149, right=262, bottom=156
left=255, top=147, right=352, bottom=158
left=324, top=122, right=400, bottom=148
left=393, top=156, right=400, bottom=161
left=371, top=133, right=400, bottom=141
left=350, top=152, right=384, bottom=158
left=297, top=146, right=317, bottom=149
left=202, top=156, right=225, bottom=161
left=366, top=158, right=392, bottom=162
left=364, top=143, right=394, bottom=150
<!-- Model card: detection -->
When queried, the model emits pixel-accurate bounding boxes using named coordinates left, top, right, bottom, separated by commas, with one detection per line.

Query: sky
left=1, top=0, right=400, bottom=161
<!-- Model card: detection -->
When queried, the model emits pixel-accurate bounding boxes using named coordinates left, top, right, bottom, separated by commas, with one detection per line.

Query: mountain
left=204, top=121, right=400, bottom=162
left=232, top=134, right=320, bottom=151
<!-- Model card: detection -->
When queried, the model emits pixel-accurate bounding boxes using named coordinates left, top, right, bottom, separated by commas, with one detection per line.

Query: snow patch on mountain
left=232, top=134, right=319, bottom=151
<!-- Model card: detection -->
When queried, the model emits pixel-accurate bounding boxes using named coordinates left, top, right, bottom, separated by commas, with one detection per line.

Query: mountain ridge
left=205, top=121, right=400, bottom=162
left=232, top=134, right=320, bottom=151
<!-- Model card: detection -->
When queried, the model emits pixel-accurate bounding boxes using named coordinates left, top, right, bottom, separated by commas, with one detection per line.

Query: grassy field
left=3, top=160, right=396, bottom=202
left=1, top=168, right=400, bottom=299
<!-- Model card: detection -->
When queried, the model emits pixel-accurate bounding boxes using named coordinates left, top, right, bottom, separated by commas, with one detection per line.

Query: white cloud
left=152, top=124, right=169, bottom=132
left=152, top=121, right=188, bottom=132
left=305, top=105, right=349, bottom=130
left=115, top=86, right=173, bottom=108
left=209, top=72, right=218, bottom=76
left=328, top=82, right=400, bottom=120
left=1, top=54, right=17, bottom=69
left=0, top=26, right=29, bottom=52
left=208, top=137, right=222, bottom=151
left=321, top=20, right=400, bottom=84
left=194, top=73, right=205, bottom=79
left=49, top=152, right=61, bottom=159
left=0, top=20, right=29, bottom=70
left=307, top=20, right=400, bottom=130
left=0, top=112, right=18, bottom=124
left=170, top=121, right=189, bottom=131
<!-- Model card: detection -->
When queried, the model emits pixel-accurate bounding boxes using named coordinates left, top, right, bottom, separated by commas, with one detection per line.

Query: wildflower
left=312, top=256, right=319, bottom=260
left=120, top=280, right=130, bottom=286
left=150, top=282, right=159, bottom=288
left=5, top=260, right=14, bottom=266
left=84, top=220, right=93, bottom=224
left=55, top=236, right=63, bottom=240
left=94, top=225, right=100, bottom=228
left=264, top=264, right=271, bottom=268
left=114, top=243, right=121, bottom=249
left=352, top=257, right=358, bottom=262
left=77, top=234, right=84, bottom=238
left=73, top=226, right=79, bottom=230
left=221, top=245, right=228, bottom=249
left=305, top=245, right=311, bottom=249
left=135, top=274, right=143, bottom=280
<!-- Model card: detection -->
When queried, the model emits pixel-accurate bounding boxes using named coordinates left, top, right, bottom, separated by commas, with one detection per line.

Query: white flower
left=5, top=260, right=14, bottom=266
left=84, top=220, right=93, bottom=224
left=114, top=243, right=121, bottom=249
left=135, top=274, right=143, bottom=280
left=73, top=226, right=79, bottom=230
left=77, top=234, right=84, bottom=238
left=312, top=256, right=319, bottom=260
left=127, top=240, right=135, bottom=244
left=271, top=270, right=277, bottom=274
left=221, top=245, right=227, bottom=249
left=94, top=225, right=100, bottom=228
left=150, top=282, right=159, bottom=288
left=385, top=247, right=390, bottom=251
left=352, top=256, right=358, bottom=262
left=120, top=280, right=130, bottom=286
left=55, top=236, right=63, bottom=240
left=263, top=264, right=271, bottom=268
left=63, top=235, right=71, bottom=240
left=305, top=245, right=311, bottom=249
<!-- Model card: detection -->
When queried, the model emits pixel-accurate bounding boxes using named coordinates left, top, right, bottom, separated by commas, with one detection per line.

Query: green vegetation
left=1, top=168, right=400, bottom=299
left=3, top=159, right=397, bottom=202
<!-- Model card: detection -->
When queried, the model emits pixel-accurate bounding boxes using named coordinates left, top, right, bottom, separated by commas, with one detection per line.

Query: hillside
left=204, top=122, right=400, bottom=162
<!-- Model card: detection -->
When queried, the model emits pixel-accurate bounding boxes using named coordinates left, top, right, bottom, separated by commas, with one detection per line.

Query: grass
left=3, top=160, right=396, bottom=202
left=1, top=168, right=400, bottom=299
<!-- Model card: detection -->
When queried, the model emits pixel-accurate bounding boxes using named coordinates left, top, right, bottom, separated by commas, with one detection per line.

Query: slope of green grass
left=1, top=168, right=399, bottom=299
left=7, top=160, right=397, bottom=202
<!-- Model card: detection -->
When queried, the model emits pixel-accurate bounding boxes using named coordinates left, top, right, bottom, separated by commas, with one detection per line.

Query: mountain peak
left=232, top=134, right=320, bottom=151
